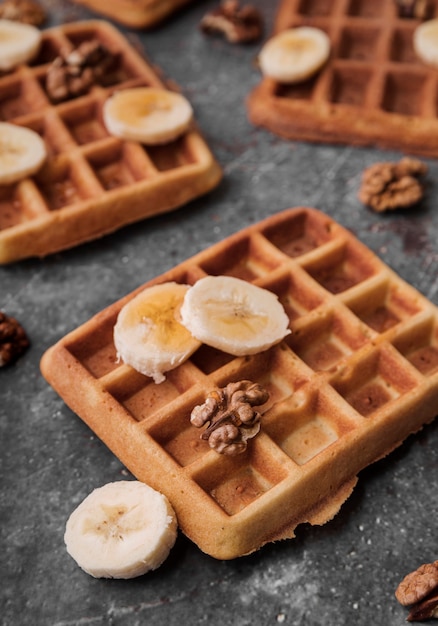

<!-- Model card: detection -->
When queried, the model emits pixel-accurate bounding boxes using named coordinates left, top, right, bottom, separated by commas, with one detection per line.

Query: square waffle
left=0, top=20, right=221, bottom=264
left=72, top=0, right=198, bottom=29
left=40, top=207, right=438, bottom=559
left=247, top=0, right=438, bottom=157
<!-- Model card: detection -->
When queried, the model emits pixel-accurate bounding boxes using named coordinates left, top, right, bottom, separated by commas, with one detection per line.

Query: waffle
left=0, top=20, right=221, bottom=264
left=72, top=0, right=198, bottom=29
left=247, top=0, right=438, bottom=157
left=40, top=207, right=438, bottom=559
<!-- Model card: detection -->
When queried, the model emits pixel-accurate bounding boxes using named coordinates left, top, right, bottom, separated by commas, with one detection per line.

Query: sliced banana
left=103, top=87, right=194, bottom=145
left=64, top=481, right=178, bottom=579
left=114, top=282, right=201, bottom=384
left=0, top=19, right=42, bottom=71
left=258, top=26, right=330, bottom=83
left=0, top=122, right=47, bottom=185
left=180, top=275, right=290, bottom=356
left=413, top=18, right=438, bottom=68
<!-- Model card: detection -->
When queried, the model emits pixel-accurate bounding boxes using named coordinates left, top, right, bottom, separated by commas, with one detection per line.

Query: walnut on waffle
left=247, top=0, right=438, bottom=157
left=0, top=20, right=221, bottom=264
left=40, top=207, right=438, bottom=559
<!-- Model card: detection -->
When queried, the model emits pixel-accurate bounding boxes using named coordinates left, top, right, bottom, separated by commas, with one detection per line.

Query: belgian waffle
left=72, top=0, right=198, bottom=29
left=0, top=20, right=221, bottom=264
left=247, top=0, right=438, bottom=157
left=40, top=207, right=438, bottom=559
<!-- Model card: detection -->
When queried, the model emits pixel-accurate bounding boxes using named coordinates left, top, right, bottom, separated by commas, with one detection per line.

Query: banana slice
left=103, top=87, right=194, bottom=145
left=114, top=282, right=201, bottom=384
left=64, top=481, right=178, bottom=579
left=413, top=18, right=438, bottom=68
left=180, top=275, right=290, bottom=356
left=0, top=19, right=42, bottom=71
left=0, top=122, right=47, bottom=185
left=258, top=26, right=330, bottom=83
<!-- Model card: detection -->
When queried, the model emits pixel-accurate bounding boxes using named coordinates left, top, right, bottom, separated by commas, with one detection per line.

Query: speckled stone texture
left=1, top=1, right=437, bottom=625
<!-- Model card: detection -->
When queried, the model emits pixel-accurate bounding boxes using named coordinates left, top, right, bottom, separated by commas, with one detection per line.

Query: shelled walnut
left=0, top=0, right=46, bottom=25
left=190, top=380, right=269, bottom=455
left=0, top=311, right=29, bottom=367
left=46, top=40, right=116, bottom=102
left=358, top=157, right=428, bottom=212
left=396, top=560, right=438, bottom=622
left=394, top=0, right=430, bottom=19
left=200, top=0, right=263, bottom=44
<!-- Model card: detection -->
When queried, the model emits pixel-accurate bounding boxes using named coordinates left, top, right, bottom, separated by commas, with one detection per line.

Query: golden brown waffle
left=40, top=207, right=438, bottom=559
left=247, top=0, right=438, bottom=157
left=72, top=0, right=198, bottom=29
left=0, top=20, right=221, bottom=264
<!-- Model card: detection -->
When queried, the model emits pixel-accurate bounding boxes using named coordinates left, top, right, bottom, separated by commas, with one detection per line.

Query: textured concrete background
left=1, top=1, right=438, bottom=624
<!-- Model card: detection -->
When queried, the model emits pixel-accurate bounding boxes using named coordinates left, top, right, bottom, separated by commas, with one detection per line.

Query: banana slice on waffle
left=114, top=282, right=201, bottom=384
left=64, top=481, right=177, bottom=579
left=180, top=275, right=290, bottom=356
left=114, top=277, right=290, bottom=383
left=0, top=19, right=42, bottom=71
left=0, top=123, right=47, bottom=185
left=414, top=18, right=438, bottom=68
left=103, top=87, right=194, bottom=145
left=258, top=26, right=331, bottom=83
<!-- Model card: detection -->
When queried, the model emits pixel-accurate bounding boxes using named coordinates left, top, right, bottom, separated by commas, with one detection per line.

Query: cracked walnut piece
left=408, top=592, right=438, bottom=622
left=190, top=380, right=269, bottom=455
left=358, top=157, right=428, bottom=212
left=396, top=560, right=438, bottom=622
left=200, top=1, right=263, bottom=44
left=0, top=311, right=30, bottom=367
left=394, top=0, right=430, bottom=19
left=46, top=40, right=116, bottom=102
left=0, top=0, right=46, bottom=25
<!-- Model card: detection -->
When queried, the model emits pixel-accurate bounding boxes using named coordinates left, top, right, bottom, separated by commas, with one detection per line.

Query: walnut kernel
left=190, top=380, right=269, bottom=455
left=394, top=0, right=430, bottom=19
left=408, top=591, right=438, bottom=622
left=46, top=40, right=117, bottom=102
left=358, top=157, right=428, bottom=212
left=200, top=0, right=263, bottom=44
left=396, top=561, right=438, bottom=606
left=0, top=311, right=30, bottom=367
left=0, top=0, right=46, bottom=25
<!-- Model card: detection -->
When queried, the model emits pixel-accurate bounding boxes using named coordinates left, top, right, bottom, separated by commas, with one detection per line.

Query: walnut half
left=358, top=157, right=428, bottom=212
left=0, top=0, right=46, bottom=25
left=408, top=592, right=438, bottom=622
left=200, top=1, right=264, bottom=44
left=0, top=311, right=30, bottom=367
left=190, top=380, right=269, bottom=455
left=46, top=41, right=117, bottom=102
left=396, top=560, right=438, bottom=622
left=394, top=0, right=430, bottom=19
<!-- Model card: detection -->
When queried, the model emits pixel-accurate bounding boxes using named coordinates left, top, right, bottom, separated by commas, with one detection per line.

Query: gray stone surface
left=1, top=1, right=438, bottom=625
